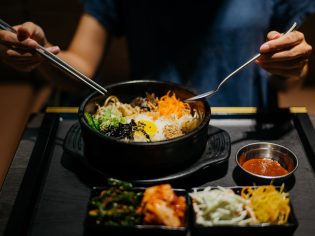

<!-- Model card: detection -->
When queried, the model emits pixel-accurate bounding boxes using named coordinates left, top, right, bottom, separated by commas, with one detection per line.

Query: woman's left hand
left=256, top=30, right=312, bottom=80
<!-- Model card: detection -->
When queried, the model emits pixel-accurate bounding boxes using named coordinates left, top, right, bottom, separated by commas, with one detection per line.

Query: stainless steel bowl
left=235, top=142, right=298, bottom=182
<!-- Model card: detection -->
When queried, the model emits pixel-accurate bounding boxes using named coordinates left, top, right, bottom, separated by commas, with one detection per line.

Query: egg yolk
left=137, top=120, right=157, bottom=138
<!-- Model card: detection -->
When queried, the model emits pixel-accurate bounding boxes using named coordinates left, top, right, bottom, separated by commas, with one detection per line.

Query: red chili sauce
left=242, top=158, right=288, bottom=176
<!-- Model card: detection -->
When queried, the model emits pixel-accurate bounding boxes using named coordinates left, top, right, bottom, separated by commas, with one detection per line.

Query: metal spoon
left=185, top=22, right=297, bottom=102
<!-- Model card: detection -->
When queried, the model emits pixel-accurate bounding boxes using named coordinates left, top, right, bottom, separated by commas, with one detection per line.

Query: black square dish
left=189, top=186, right=298, bottom=236
left=84, top=186, right=189, bottom=236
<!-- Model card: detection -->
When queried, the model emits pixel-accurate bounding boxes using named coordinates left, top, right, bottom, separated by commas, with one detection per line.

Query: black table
left=1, top=108, right=315, bottom=236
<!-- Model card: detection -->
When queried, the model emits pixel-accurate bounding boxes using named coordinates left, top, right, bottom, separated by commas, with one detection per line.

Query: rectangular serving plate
left=84, top=186, right=189, bottom=236
left=189, top=186, right=298, bottom=236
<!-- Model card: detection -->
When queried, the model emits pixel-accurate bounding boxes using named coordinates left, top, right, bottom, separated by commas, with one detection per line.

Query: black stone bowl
left=78, top=80, right=211, bottom=179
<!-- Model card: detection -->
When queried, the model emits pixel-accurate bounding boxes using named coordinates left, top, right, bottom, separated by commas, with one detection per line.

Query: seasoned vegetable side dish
left=189, top=185, right=290, bottom=226
left=88, top=179, right=187, bottom=227
left=84, top=91, right=202, bottom=142
left=88, top=179, right=143, bottom=226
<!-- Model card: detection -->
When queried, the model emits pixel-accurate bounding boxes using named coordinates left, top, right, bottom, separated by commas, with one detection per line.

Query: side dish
left=88, top=178, right=143, bottom=226
left=189, top=185, right=290, bottom=226
left=84, top=91, right=201, bottom=142
left=241, top=185, right=290, bottom=224
left=87, top=179, right=187, bottom=228
left=137, top=184, right=186, bottom=227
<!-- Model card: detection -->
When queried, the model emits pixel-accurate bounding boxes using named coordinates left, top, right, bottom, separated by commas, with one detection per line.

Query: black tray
left=4, top=109, right=315, bottom=236
left=62, top=122, right=231, bottom=185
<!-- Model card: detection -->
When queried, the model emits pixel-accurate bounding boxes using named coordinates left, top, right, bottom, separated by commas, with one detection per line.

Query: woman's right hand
left=0, top=21, right=60, bottom=72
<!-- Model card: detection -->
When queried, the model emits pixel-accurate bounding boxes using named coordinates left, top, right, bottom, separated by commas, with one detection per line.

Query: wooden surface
left=0, top=84, right=34, bottom=188
left=0, top=84, right=51, bottom=188
left=279, top=86, right=315, bottom=115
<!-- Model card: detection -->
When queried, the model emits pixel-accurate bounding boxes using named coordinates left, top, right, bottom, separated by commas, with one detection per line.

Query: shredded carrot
left=156, top=91, right=191, bottom=118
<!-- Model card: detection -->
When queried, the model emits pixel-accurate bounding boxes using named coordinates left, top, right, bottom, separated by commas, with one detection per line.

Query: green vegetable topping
left=84, top=112, right=98, bottom=130
left=98, top=107, right=127, bottom=131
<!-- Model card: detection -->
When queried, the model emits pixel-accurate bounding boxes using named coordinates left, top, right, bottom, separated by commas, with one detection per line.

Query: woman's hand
left=0, top=21, right=60, bottom=72
left=256, top=30, right=312, bottom=90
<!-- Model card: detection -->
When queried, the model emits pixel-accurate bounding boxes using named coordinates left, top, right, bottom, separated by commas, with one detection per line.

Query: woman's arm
left=0, top=13, right=108, bottom=91
left=58, top=13, right=107, bottom=78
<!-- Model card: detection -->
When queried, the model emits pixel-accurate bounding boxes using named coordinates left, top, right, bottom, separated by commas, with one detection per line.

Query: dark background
left=1, top=0, right=314, bottom=96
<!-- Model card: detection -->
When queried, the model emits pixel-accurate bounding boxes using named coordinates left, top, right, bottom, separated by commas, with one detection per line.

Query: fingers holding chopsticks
left=0, top=21, right=60, bottom=72
left=15, top=22, right=47, bottom=47
left=1, top=22, right=43, bottom=49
